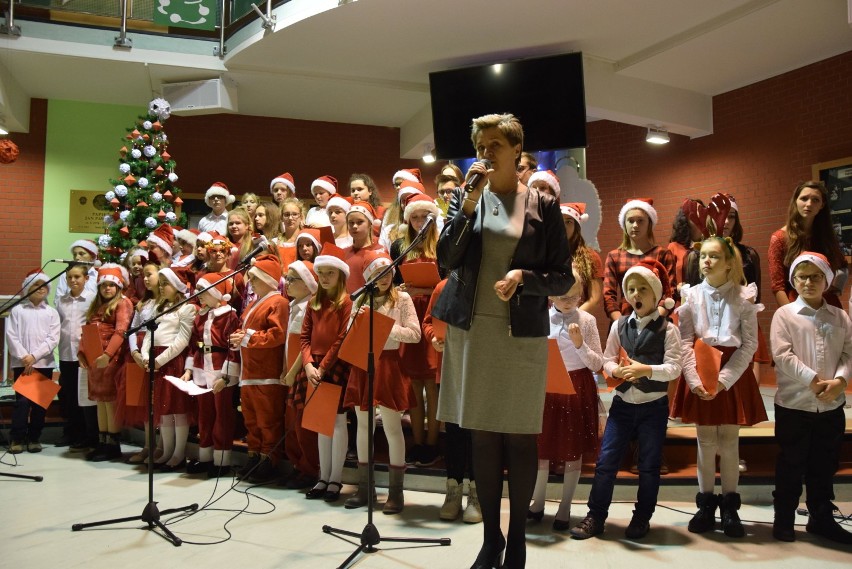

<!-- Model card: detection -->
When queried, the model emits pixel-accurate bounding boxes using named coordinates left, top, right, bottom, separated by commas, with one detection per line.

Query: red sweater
left=300, top=296, right=353, bottom=371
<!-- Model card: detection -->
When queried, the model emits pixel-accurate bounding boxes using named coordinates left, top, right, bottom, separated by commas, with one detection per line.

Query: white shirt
left=335, top=235, right=353, bottom=249
left=602, top=312, right=682, bottom=404
left=54, top=267, right=98, bottom=300
left=771, top=296, right=852, bottom=412
left=304, top=206, right=330, bottom=227
left=56, top=289, right=95, bottom=361
left=549, top=306, right=604, bottom=372
left=197, top=212, right=227, bottom=235
left=140, top=303, right=197, bottom=368
left=5, top=300, right=60, bottom=369
left=677, top=281, right=761, bottom=391
left=127, top=299, right=158, bottom=353
left=349, top=291, right=420, bottom=351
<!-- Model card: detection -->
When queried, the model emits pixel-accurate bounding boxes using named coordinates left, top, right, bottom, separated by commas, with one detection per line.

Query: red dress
left=398, top=256, right=439, bottom=380
left=83, top=296, right=133, bottom=402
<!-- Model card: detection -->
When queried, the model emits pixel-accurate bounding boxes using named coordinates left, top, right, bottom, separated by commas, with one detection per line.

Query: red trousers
left=241, top=384, right=286, bottom=464
left=197, top=387, right=236, bottom=451
left=285, top=405, right=319, bottom=477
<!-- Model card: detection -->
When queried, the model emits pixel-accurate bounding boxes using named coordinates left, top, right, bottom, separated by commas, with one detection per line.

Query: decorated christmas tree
left=98, top=98, right=187, bottom=261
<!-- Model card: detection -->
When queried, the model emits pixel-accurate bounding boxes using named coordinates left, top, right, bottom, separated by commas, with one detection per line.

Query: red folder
left=338, top=308, right=395, bottom=371
left=302, top=381, right=342, bottom=437
left=430, top=317, right=447, bottom=342
left=125, top=363, right=146, bottom=406
left=14, top=371, right=60, bottom=409
left=80, top=323, right=104, bottom=366
left=400, top=262, right=441, bottom=288
left=694, top=338, right=722, bottom=395
left=545, top=338, right=576, bottom=395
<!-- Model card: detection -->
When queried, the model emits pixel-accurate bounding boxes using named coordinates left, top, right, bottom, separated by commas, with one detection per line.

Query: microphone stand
left=0, top=262, right=74, bottom=482
left=71, top=260, right=255, bottom=545
left=322, top=216, right=450, bottom=568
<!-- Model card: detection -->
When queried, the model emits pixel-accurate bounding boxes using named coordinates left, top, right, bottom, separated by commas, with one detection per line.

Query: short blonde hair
left=470, top=113, right=524, bottom=156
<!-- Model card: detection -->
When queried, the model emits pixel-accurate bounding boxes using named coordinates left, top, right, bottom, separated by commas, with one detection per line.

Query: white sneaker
left=439, top=479, right=463, bottom=520
left=463, top=481, right=482, bottom=524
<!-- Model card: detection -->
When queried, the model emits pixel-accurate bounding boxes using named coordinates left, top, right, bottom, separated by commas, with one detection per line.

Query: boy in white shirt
left=770, top=252, right=852, bottom=544
left=5, top=269, right=61, bottom=453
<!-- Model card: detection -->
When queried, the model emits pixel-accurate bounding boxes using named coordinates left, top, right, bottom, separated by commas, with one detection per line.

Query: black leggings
left=471, top=430, right=537, bottom=568
left=444, top=422, right=474, bottom=483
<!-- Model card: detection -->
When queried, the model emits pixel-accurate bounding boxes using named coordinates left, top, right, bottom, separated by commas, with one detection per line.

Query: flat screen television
left=429, top=52, right=586, bottom=160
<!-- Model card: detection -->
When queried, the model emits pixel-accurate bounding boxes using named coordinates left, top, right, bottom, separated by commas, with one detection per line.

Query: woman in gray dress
left=433, top=113, right=573, bottom=568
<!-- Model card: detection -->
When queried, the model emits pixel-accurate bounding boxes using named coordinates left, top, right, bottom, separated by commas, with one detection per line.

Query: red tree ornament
left=124, top=174, right=136, bottom=185
left=119, top=146, right=128, bottom=156
left=0, top=139, right=20, bottom=164
left=161, top=151, right=171, bottom=162
left=163, top=190, right=173, bottom=201
left=152, top=121, right=162, bottom=131
left=157, top=208, right=166, bottom=221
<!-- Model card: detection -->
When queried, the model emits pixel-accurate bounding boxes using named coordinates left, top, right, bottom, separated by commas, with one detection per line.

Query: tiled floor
left=2, top=440, right=850, bottom=569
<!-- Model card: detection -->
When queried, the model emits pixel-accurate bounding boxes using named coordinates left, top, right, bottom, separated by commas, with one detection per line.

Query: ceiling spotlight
left=422, top=144, right=436, bottom=163
left=646, top=126, right=669, bottom=145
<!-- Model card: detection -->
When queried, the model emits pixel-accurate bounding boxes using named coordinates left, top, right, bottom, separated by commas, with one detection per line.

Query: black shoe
left=405, top=444, right=423, bottom=466
left=247, top=457, right=277, bottom=484
left=719, top=493, right=745, bottom=538
left=86, top=444, right=108, bottom=461
left=552, top=518, right=571, bottom=532
left=806, top=504, right=852, bottom=544
left=285, top=472, right=317, bottom=490
left=69, top=441, right=90, bottom=452
left=207, top=463, right=231, bottom=479
left=470, top=534, right=505, bottom=569
left=323, top=482, right=343, bottom=502
left=186, top=460, right=212, bottom=474
left=157, top=459, right=186, bottom=473
left=688, top=492, right=718, bottom=534
left=527, top=508, right=544, bottom=523
left=236, top=454, right=261, bottom=480
left=571, top=515, right=604, bottom=540
left=306, top=481, right=329, bottom=500
left=773, top=524, right=795, bottom=542
left=55, top=434, right=73, bottom=447
left=625, top=514, right=650, bottom=540
left=415, top=445, right=440, bottom=467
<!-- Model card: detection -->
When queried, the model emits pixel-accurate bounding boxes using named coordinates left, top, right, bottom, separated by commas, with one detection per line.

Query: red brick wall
left=587, top=50, right=852, bottom=337
left=164, top=113, right=441, bottom=204
left=1, top=99, right=47, bottom=296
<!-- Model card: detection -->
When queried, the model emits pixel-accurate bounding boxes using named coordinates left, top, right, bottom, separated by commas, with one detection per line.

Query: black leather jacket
left=432, top=187, right=573, bottom=337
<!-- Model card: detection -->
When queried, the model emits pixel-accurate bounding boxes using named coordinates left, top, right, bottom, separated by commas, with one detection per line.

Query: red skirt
left=399, top=294, right=437, bottom=380
left=289, top=353, right=349, bottom=414
left=753, top=324, right=771, bottom=364
left=114, top=364, right=150, bottom=428
left=344, top=350, right=417, bottom=412
left=152, top=347, right=196, bottom=423
left=671, top=345, right=768, bottom=426
left=537, top=368, right=600, bottom=463
left=87, top=356, right=124, bottom=402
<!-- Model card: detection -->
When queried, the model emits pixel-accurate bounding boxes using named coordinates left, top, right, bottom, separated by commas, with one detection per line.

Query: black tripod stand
left=69, top=258, right=263, bottom=544
left=322, top=216, right=450, bottom=568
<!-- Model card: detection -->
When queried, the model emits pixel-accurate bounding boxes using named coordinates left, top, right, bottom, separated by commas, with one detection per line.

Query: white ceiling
left=1, top=0, right=851, bottom=156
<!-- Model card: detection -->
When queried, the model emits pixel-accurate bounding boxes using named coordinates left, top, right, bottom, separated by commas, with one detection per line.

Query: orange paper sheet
left=545, top=338, right=576, bottom=395
left=602, top=347, right=629, bottom=392
left=125, top=363, right=146, bottom=407
left=80, top=323, right=104, bottom=366
left=399, top=262, right=441, bottom=288
left=431, top=317, right=447, bottom=342
left=693, top=338, right=722, bottom=395
left=302, top=381, right=342, bottom=437
left=287, top=333, right=301, bottom=369
left=317, top=226, right=335, bottom=247
left=338, top=308, right=395, bottom=371
left=13, top=371, right=60, bottom=409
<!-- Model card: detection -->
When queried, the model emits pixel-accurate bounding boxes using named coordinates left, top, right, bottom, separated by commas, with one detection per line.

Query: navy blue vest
left=615, top=315, right=668, bottom=394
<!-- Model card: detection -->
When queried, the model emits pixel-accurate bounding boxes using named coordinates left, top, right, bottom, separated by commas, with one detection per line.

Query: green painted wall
left=43, top=99, right=140, bottom=270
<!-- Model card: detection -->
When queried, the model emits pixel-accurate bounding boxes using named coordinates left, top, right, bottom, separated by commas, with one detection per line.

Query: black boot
left=688, top=492, right=718, bottom=533
left=719, top=493, right=745, bottom=538
left=85, top=432, right=108, bottom=461
left=806, top=502, right=852, bottom=544
left=772, top=491, right=796, bottom=542
left=236, top=453, right=260, bottom=480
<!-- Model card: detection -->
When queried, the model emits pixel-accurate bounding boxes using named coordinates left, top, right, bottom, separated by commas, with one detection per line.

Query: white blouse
left=140, top=303, right=197, bottom=368
left=548, top=306, right=604, bottom=372
left=349, top=291, right=420, bottom=351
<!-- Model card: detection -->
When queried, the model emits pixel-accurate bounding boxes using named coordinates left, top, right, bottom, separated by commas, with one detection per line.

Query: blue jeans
left=587, top=395, right=669, bottom=522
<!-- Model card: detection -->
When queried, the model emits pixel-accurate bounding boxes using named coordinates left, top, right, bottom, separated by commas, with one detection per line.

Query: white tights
left=696, top=424, right=740, bottom=494
left=530, top=458, right=582, bottom=521
left=317, top=414, right=348, bottom=487
left=158, top=413, right=189, bottom=466
left=355, top=407, right=405, bottom=467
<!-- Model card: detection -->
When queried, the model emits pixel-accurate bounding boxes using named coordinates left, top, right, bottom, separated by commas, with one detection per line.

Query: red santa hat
left=247, top=253, right=282, bottom=290
left=147, top=223, right=176, bottom=256
left=97, top=263, right=129, bottom=289
left=295, top=228, right=323, bottom=252
left=393, top=168, right=422, bottom=184
left=196, top=231, right=213, bottom=245
left=127, top=247, right=149, bottom=263
left=270, top=172, right=295, bottom=193
left=195, top=272, right=233, bottom=304
left=21, top=268, right=51, bottom=292
left=326, top=194, right=352, bottom=214
left=70, top=239, right=99, bottom=258
left=288, top=260, right=318, bottom=294
left=560, top=202, right=589, bottom=224
left=528, top=169, right=561, bottom=198
left=398, top=194, right=440, bottom=234
left=362, top=252, right=393, bottom=282
left=311, top=175, right=338, bottom=196
left=159, top=266, right=194, bottom=297
left=789, top=251, right=834, bottom=288
left=205, top=181, right=235, bottom=206
left=175, top=228, right=198, bottom=247
left=347, top=201, right=377, bottom=225
left=622, top=260, right=674, bottom=310
left=397, top=179, right=425, bottom=204
left=618, top=197, right=658, bottom=229
left=313, top=243, right=350, bottom=279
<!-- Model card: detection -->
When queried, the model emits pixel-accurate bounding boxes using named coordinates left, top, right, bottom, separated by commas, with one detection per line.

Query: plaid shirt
left=603, top=246, right=677, bottom=317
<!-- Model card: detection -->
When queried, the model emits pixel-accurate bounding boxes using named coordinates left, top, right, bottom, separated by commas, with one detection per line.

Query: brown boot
left=344, top=463, right=375, bottom=509
left=383, top=466, right=405, bottom=515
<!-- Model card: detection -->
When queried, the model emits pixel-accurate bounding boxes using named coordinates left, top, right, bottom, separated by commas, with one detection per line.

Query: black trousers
left=11, top=367, right=52, bottom=442
left=773, top=403, right=845, bottom=513
left=58, top=360, right=98, bottom=445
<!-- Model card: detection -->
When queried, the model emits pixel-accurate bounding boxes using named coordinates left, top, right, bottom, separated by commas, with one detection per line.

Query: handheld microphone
left=239, top=237, right=269, bottom=265
left=416, top=213, right=437, bottom=237
left=52, top=259, right=101, bottom=267
left=463, top=159, right=492, bottom=194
